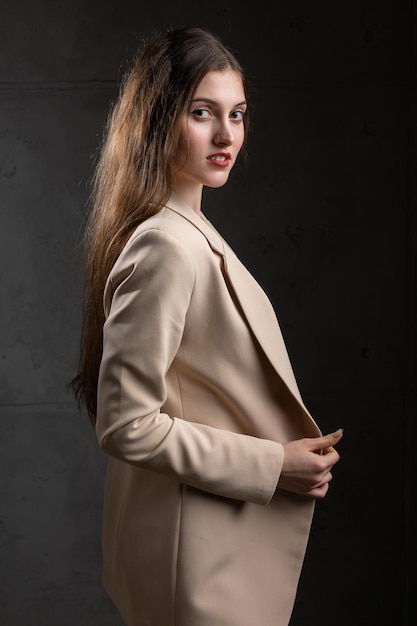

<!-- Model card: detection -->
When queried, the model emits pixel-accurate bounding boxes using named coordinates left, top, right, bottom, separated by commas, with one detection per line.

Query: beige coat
left=96, top=192, right=321, bottom=626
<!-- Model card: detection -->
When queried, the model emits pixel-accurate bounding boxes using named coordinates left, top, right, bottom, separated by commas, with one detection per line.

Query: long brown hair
left=70, top=26, right=249, bottom=423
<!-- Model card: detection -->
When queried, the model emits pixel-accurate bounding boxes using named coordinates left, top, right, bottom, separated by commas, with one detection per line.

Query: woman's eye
left=231, top=110, right=245, bottom=121
left=192, top=108, right=211, bottom=119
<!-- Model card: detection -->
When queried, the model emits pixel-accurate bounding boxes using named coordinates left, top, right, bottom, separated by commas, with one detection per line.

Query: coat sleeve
left=96, top=227, right=284, bottom=505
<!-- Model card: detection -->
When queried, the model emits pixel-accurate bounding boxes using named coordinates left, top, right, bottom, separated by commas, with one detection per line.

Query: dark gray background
left=0, top=1, right=415, bottom=624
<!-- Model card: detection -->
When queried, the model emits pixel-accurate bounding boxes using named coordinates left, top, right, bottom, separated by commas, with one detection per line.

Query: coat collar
left=165, top=193, right=318, bottom=428
left=165, top=192, right=224, bottom=255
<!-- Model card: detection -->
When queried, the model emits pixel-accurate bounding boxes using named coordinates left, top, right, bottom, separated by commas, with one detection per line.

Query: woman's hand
left=277, top=429, right=343, bottom=499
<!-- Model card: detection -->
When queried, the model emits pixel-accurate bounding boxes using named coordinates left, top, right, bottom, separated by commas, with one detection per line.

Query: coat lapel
left=165, top=194, right=316, bottom=423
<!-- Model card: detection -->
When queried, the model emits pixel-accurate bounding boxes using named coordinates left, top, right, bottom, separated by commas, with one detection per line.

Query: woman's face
left=172, top=69, right=247, bottom=206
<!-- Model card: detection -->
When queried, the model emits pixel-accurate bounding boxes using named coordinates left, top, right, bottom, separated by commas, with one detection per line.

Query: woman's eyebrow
left=191, top=97, right=247, bottom=107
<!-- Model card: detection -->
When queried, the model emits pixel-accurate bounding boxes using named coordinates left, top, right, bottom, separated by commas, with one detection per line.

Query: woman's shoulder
left=109, top=206, right=212, bottom=280
left=138, top=206, right=200, bottom=237
left=127, top=205, right=216, bottom=257
left=105, top=209, right=194, bottom=297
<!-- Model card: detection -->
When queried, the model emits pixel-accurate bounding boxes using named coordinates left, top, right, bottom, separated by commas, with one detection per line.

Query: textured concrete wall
left=0, top=1, right=415, bottom=624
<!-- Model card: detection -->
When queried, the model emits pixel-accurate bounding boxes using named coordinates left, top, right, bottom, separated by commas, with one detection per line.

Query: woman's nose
left=214, top=121, right=234, bottom=146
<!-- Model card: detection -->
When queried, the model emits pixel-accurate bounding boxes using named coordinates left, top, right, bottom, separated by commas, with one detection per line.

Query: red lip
left=207, top=152, right=232, bottom=167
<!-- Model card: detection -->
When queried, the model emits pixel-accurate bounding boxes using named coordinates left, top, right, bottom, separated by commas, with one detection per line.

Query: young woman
left=72, top=26, right=342, bottom=626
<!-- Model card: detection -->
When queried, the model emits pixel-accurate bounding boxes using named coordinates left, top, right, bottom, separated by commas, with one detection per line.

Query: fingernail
left=333, top=428, right=344, bottom=437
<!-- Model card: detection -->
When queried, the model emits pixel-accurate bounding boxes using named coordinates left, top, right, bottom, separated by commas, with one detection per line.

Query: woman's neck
left=170, top=183, right=203, bottom=215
